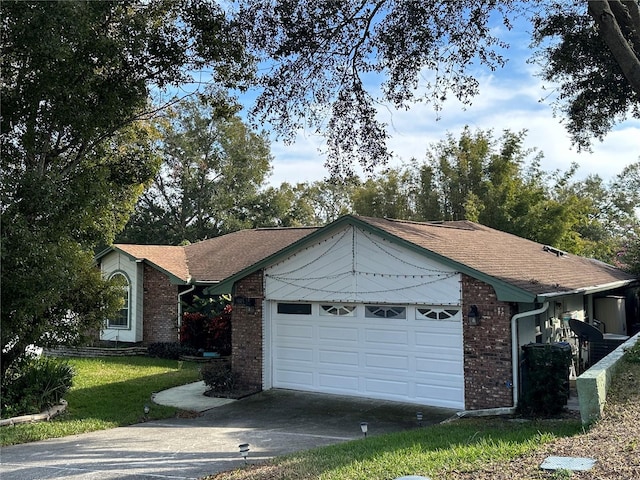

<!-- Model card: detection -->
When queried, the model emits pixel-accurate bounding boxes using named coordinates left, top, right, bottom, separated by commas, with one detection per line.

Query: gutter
left=537, top=279, right=637, bottom=300
left=511, top=302, right=549, bottom=408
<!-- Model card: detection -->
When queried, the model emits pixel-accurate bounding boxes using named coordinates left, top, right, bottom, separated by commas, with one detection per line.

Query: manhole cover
left=540, top=456, right=596, bottom=471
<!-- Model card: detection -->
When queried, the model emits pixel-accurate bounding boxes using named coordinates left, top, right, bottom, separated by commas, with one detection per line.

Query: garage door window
left=320, top=305, right=356, bottom=316
left=277, top=303, right=312, bottom=315
left=365, top=305, right=406, bottom=319
left=416, top=306, right=460, bottom=321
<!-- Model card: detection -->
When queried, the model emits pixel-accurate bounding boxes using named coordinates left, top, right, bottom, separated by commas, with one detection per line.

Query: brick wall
left=462, top=274, right=517, bottom=409
left=231, top=270, right=264, bottom=391
left=143, top=264, right=179, bottom=344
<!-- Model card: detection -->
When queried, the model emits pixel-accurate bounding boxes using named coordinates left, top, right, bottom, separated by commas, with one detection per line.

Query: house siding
left=142, top=264, right=179, bottom=344
left=462, top=274, right=516, bottom=409
left=231, top=270, right=264, bottom=391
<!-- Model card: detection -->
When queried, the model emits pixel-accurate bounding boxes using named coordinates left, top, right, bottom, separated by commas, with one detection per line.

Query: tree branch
left=589, top=0, right=640, bottom=97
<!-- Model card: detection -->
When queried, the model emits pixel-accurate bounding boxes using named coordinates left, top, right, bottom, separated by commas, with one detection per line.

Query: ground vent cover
left=540, top=456, right=597, bottom=471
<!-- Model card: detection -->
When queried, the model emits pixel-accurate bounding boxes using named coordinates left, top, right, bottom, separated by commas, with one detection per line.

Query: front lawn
left=0, top=356, right=201, bottom=446
left=204, top=416, right=582, bottom=480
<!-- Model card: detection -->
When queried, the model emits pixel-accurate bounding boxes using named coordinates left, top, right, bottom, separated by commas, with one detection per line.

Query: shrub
left=2, top=356, right=74, bottom=419
left=624, top=342, right=640, bottom=363
left=179, top=304, right=232, bottom=355
left=147, top=342, right=197, bottom=360
left=200, top=361, right=235, bottom=392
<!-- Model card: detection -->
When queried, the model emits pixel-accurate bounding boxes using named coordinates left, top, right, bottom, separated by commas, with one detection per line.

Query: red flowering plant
left=180, top=295, right=232, bottom=355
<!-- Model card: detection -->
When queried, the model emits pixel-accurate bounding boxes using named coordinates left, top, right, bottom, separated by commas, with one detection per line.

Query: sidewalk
left=151, top=381, right=235, bottom=412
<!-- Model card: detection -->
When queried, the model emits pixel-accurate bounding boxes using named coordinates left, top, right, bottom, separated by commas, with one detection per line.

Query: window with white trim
left=365, top=305, right=406, bottom=319
left=320, top=305, right=356, bottom=316
left=108, top=272, right=130, bottom=328
left=416, top=306, right=460, bottom=321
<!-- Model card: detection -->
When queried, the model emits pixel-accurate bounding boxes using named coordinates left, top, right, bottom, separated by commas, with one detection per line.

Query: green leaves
left=0, top=1, right=251, bottom=375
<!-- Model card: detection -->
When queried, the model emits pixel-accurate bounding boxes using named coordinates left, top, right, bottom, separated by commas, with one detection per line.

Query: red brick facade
left=230, top=271, right=264, bottom=391
left=142, top=264, right=179, bottom=344
left=461, top=274, right=517, bottom=409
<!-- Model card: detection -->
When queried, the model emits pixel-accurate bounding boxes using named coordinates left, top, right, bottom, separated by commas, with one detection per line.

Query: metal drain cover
left=540, top=456, right=596, bottom=471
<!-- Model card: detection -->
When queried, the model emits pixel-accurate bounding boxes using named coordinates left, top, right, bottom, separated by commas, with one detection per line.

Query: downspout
left=456, top=301, right=550, bottom=419
left=511, top=302, right=549, bottom=408
left=177, top=284, right=196, bottom=336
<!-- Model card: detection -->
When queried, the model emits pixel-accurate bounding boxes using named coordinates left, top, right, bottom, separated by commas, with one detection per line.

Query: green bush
left=200, top=361, right=235, bottom=392
left=624, top=342, right=640, bottom=363
left=518, top=342, right=572, bottom=417
left=147, top=342, right=197, bottom=360
left=2, top=356, right=74, bottom=419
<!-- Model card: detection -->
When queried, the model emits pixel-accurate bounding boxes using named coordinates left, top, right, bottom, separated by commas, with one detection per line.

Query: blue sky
left=262, top=25, right=640, bottom=187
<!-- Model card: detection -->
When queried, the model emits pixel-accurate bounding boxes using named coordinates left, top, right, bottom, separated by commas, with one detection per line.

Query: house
left=97, top=215, right=639, bottom=411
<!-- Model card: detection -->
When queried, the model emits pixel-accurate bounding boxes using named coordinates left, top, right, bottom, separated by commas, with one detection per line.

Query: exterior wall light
left=468, top=305, right=481, bottom=325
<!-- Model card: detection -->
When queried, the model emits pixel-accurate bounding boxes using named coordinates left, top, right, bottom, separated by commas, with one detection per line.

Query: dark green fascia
left=204, top=215, right=536, bottom=303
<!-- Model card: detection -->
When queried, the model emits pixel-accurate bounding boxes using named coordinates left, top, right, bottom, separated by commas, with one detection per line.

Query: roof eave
left=536, top=279, right=639, bottom=301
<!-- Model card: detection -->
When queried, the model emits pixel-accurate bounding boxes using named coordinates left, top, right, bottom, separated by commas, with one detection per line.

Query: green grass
left=207, top=417, right=582, bottom=480
left=0, top=356, right=201, bottom=446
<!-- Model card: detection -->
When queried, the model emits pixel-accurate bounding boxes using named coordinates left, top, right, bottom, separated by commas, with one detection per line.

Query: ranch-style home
left=96, top=215, right=639, bottom=411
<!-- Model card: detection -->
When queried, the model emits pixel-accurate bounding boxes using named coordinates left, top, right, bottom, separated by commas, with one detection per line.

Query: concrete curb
left=576, top=332, right=640, bottom=424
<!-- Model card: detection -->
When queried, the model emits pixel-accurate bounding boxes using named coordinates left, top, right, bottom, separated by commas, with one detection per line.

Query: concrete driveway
left=0, top=389, right=456, bottom=480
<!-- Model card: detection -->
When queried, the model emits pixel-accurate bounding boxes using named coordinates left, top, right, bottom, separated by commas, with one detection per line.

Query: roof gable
left=111, top=245, right=189, bottom=283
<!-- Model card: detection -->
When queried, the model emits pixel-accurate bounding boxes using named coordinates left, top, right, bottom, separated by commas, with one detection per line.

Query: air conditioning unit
left=594, top=296, right=626, bottom=335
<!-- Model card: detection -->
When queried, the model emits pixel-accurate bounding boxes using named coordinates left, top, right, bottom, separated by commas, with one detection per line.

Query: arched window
left=108, top=272, right=130, bottom=329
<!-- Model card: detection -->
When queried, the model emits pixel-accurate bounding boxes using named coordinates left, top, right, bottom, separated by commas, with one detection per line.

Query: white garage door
left=269, top=302, right=464, bottom=409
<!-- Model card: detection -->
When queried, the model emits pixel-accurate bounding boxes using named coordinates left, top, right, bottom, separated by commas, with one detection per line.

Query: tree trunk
left=588, top=0, right=640, bottom=97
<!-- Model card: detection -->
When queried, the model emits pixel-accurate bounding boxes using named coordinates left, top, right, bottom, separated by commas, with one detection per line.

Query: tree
left=236, top=0, right=639, bottom=173
left=349, top=127, right=616, bottom=255
left=118, top=96, right=272, bottom=244
left=352, top=168, right=415, bottom=220
left=1, top=1, right=250, bottom=378
left=532, top=0, right=640, bottom=149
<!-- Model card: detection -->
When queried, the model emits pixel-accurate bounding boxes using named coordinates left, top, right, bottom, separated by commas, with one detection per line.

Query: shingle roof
left=113, top=244, right=189, bottom=282
left=184, top=227, right=319, bottom=282
left=110, top=227, right=318, bottom=284
left=108, top=216, right=636, bottom=298
left=356, top=216, right=637, bottom=297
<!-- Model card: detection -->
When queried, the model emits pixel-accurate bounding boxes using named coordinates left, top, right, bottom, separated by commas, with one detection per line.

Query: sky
left=262, top=27, right=640, bottom=188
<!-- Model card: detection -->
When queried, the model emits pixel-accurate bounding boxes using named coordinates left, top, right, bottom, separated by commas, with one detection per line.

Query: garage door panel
left=364, top=328, right=408, bottom=346
left=416, top=357, right=461, bottom=374
left=276, top=323, right=314, bottom=340
left=415, top=383, right=464, bottom=408
left=319, top=372, right=359, bottom=390
left=319, top=349, right=358, bottom=366
left=366, top=378, right=409, bottom=396
left=318, top=326, right=358, bottom=342
left=365, top=353, right=409, bottom=370
left=276, top=347, right=313, bottom=362
left=276, top=369, right=314, bottom=386
left=415, top=331, right=461, bottom=348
